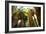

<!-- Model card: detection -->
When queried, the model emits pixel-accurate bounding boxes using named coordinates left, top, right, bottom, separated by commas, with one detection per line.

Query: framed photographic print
left=5, top=1, right=45, bottom=33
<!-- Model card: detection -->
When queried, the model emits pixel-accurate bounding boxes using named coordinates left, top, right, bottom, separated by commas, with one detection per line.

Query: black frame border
left=5, top=1, right=45, bottom=33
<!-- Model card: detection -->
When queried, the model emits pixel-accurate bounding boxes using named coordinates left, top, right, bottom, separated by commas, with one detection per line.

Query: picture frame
left=5, top=1, right=45, bottom=33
